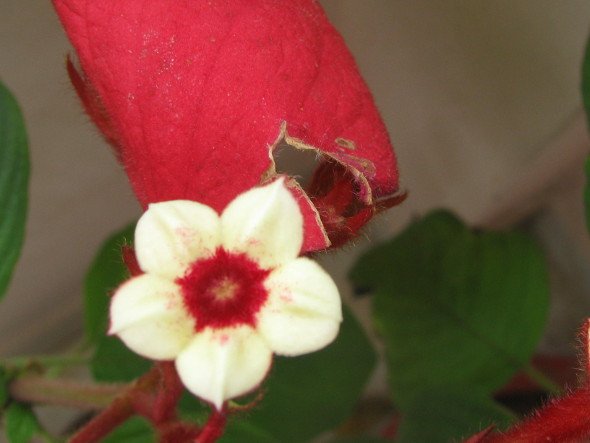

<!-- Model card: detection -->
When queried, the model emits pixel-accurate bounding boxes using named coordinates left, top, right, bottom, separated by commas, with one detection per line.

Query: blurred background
left=1, top=0, right=590, bottom=392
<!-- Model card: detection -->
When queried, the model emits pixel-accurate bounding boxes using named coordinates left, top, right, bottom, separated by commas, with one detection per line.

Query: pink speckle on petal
left=174, top=226, right=196, bottom=243
left=246, top=237, right=261, bottom=247
left=165, top=295, right=179, bottom=310
left=279, top=291, right=293, bottom=303
left=219, top=334, right=230, bottom=346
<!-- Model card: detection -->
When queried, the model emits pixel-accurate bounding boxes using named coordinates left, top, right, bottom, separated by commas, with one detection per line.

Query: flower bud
left=53, top=0, right=401, bottom=251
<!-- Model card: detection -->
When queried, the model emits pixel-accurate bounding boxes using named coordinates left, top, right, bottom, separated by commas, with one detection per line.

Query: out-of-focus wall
left=1, top=1, right=590, bottom=356
left=324, top=1, right=590, bottom=223
left=0, top=1, right=140, bottom=354
left=320, top=1, right=590, bottom=358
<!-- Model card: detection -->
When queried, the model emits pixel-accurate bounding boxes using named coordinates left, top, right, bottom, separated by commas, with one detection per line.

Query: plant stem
left=69, top=396, right=134, bottom=443
left=9, top=362, right=194, bottom=442
left=66, top=363, right=183, bottom=442
left=523, top=364, right=562, bottom=395
left=195, top=406, right=227, bottom=443
left=66, top=365, right=161, bottom=442
left=151, top=362, right=184, bottom=424
left=9, top=375, right=127, bottom=410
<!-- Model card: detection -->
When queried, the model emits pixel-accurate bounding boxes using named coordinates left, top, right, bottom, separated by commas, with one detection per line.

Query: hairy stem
left=151, top=362, right=184, bottom=423
left=10, top=375, right=127, bottom=410
left=10, top=362, right=193, bottom=442
left=195, top=406, right=227, bottom=443
left=67, top=364, right=162, bottom=443
left=68, top=396, right=134, bottom=443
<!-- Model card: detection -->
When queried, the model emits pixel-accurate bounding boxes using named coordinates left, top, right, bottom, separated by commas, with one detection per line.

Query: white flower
left=109, top=179, right=342, bottom=409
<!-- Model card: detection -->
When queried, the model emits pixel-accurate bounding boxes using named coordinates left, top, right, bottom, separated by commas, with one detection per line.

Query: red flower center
left=176, top=248, right=270, bottom=332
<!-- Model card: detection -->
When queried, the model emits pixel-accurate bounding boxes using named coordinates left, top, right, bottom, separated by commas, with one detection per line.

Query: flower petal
left=135, top=200, right=220, bottom=279
left=175, top=327, right=272, bottom=410
left=109, top=274, right=194, bottom=360
left=258, top=257, right=342, bottom=356
left=220, top=179, right=303, bottom=269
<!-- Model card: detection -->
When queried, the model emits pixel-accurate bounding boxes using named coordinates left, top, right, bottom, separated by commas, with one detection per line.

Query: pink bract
left=53, top=0, right=401, bottom=251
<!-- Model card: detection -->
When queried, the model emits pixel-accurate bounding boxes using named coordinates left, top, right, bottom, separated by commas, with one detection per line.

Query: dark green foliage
left=350, top=210, right=548, bottom=440
left=0, top=82, right=29, bottom=299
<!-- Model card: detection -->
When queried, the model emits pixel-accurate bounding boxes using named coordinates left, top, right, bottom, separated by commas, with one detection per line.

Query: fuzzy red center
left=176, top=248, right=270, bottom=331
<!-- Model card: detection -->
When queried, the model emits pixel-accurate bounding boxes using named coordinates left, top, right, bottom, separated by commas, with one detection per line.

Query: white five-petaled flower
left=109, top=179, right=342, bottom=409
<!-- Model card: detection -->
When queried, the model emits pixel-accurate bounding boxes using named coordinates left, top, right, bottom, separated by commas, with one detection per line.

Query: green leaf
left=331, top=438, right=391, bottom=443
left=585, top=157, right=590, bottom=235
left=84, top=223, right=152, bottom=382
left=581, top=34, right=590, bottom=123
left=395, top=389, right=514, bottom=443
left=220, top=306, right=376, bottom=443
left=0, top=367, right=9, bottom=408
left=582, top=37, right=590, bottom=234
left=0, top=81, right=29, bottom=299
left=101, top=417, right=155, bottom=443
left=4, top=403, right=41, bottom=443
left=84, top=223, right=135, bottom=344
left=349, top=210, right=549, bottom=409
left=177, top=391, right=211, bottom=423
left=87, top=223, right=150, bottom=383
left=91, top=336, right=151, bottom=382
left=220, top=420, right=276, bottom=443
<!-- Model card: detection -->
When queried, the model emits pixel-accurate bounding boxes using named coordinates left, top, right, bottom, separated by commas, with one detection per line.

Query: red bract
left=485, top=386, right=590, bottom=443
left=465, top=319, right=590, bottom=443
left=53, top=0, right=401, bottom=252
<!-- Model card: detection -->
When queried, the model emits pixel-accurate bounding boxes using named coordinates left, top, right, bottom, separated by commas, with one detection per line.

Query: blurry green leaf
left=87, top=223, right=149, bottom=383
left=91, top=336, right=151, bottom=382
left=0, top=367, right=9, bottom=408
left=585, top=156, right=590, bottom=235
left=0, top=82, right=29, bottom=299
left=583, top=37, right=590, bottom=234
left=350, top=210, right=549, bottom=409
left=220, top=420, right=276, bottom=443
left=581, top=35, right=590, bottom=121
left=4, top=403, right=41, bottom=443
left=220, top=307, right=376, bottom=443
left=101, top=417, right=155, bottom=443
left=331, top=438, right=391, bottom=443
left=178, top=391, right=211, bottom=422
left=84, top=223, right=135, bottom=344
left=395, top=389, right=513, bottom=443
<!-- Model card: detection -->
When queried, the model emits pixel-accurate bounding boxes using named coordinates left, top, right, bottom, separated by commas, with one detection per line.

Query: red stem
left=195, top=406, right=227, bottom=443
left=68, top=365, right=162, bottom=443
left=159, top=422, right=201, bottom=443
left=69, top=396, right=134, bottom=443
left=150, top=362, right=184, bottom=424
left=122, top=245, right=142, bottom=277
left=67, top=362, right=194, bottom=442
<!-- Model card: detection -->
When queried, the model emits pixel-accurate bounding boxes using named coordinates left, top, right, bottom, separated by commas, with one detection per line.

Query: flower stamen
left=210, top=278, right=238, bottom=302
